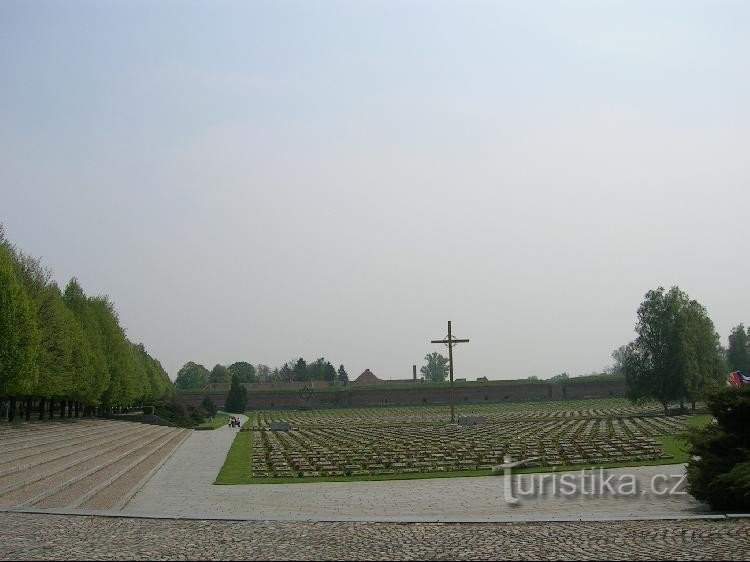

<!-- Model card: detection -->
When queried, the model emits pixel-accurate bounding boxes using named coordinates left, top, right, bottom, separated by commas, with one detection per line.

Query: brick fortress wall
left=175, top=378, right=626, bottom=411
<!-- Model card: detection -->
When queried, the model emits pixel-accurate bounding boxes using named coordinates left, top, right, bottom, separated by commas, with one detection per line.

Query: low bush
left=687, top=387, right=750, bottom=510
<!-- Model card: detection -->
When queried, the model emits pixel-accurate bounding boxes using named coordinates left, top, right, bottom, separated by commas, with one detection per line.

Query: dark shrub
left=687, top=386, right=750, bottom=510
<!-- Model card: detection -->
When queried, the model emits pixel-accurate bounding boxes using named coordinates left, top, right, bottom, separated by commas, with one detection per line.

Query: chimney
left=413, top=365, right=417, bottom=381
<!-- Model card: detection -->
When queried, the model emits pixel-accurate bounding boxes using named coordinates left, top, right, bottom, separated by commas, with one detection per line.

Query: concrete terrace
left=0, top=419, right=189, bottom=512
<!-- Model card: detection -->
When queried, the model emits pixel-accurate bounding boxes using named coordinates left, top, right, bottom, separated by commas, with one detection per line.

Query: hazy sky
left=1, top=1, right=748, bottom=381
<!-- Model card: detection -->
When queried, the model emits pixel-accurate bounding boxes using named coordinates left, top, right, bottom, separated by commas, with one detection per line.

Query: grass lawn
left=215, top=420, right=252, bottom=484
left=197, top=413, right=231, bottom=430
left=686, top=414, right=713, bottom=429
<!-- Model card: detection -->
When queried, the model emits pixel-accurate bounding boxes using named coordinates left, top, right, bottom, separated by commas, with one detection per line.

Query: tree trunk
left=38, top=397, right=45, bottom=421
left=662, top=401, right=669, bottom=416
left=48, top=399, right=54, bottom=419
left=67, top=401, right=73, bottom=418
left=8, top=397, right=16, bottom=422
left=691, top=401, right=696, bottom=413
left=25, top=397, right=32, bottom=421
left=74, top=402, right=80, bottom=418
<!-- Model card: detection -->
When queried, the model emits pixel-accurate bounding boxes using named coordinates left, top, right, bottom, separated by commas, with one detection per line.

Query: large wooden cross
left=431, top=320, right=470, bottom=423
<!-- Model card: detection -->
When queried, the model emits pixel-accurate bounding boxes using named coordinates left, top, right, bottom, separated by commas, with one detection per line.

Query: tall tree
left=0, top=244, right=39, bottom=398
left=91, top=296, right=139, bottom=408
left=621, top=286, right=723, bottom=415
left=63, top=279, right=109, bottom=404
left=292, top=357, right=308, bottom=381
left=678, top=299, right=725, bottom=410
left=256, top=364, right=271, bottom=383
left=32, top=284, right=80, bottom=402
left=727, top=324, right=750, bottom=373
left=337, top=364, right=349, bottom=385
left=175, top=361, right=210, bottom=390
left=323, top=361, right=336, bottom=383
left=307, top=358, right=335, bottom=382
left=228, top=361, right=256, bottom=383
left=279, top=363, right=293, bottom=382
left=224, top=373, right=247, bottom=414
left=209, top=364, right=231, bottom=384
left=420, top=352, right=449, bottom=383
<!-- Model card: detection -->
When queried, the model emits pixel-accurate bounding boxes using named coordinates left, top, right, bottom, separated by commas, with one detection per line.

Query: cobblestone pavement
left=1, top=512, right=749, bottom=560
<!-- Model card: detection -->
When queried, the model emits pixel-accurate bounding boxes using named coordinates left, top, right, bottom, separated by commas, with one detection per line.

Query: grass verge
left=215, top=418, right=252, bottom=484
left=197, top=413, right=231, bottom=430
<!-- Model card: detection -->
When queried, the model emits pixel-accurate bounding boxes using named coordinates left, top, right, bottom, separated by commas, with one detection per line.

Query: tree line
left=615, top=286, right=744, bottom=415
left=0, top=226, right=172, bottom=422
left=175, top=357, right=351, bottom=390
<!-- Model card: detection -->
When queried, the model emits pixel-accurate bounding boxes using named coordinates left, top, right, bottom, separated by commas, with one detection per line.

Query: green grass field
left=196, top=412, right=232, bottom=430
left=215, top=400, right=710, bottom=485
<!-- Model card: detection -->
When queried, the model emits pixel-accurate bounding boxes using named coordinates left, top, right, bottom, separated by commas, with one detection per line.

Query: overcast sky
left=1, top=1, right=748, bottom=381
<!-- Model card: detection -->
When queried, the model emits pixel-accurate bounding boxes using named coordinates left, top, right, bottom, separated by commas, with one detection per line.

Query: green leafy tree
left=621, top=286, right=723, bottom=415
left=91, top=296, right=139, bottom=408
left=608, top=345, right=628, bottom=375
left=256, top=364, right=271, bottom=382
left=420, top=352, right=449, bottom=383
left=292, top=357, right=308, bottom=381
left=279, top=363, right=293, bottom=382
left=549, top=373, right=569, bottom=382
left=224, top=373, right=247, bottom=414
left=201, top=396, right=218, bottom=417
left=228, top=361, right=256, bottom=383
left=0, top=244, right=39, bottom=397
left=678, top=298, right=725, bottom=410
left=323, top=361, right=336, bottom=383
left=209, top=364, right=231, bottom=384
left=0, top=226, right=172, bottom=415
left=175, top=361, right=210, bottom=390
left=306, top=358, right=336, bottom=382
left=687, top=386, right=750, bottom=510
left=32, top=284, right=79, bottom=401
left=727, top=324, right=750, bottom=373
left=64, top=279, right=110, bottom=405
left=337, top=364, right=349, bottom=385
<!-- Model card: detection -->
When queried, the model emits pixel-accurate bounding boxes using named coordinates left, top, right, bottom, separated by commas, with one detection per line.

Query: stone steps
left=0, top=418, right=192, bottom=512
left=0, top=425, right=165, bottom=492
left=80, top=429, right=191, bottom=511
left=0, top=420, right=130, bottom=452
left=0, top=424, right=155, bottom=474
left=0, top=426, right=174, bottom=506
left=35, top=428, right=190, bottom=509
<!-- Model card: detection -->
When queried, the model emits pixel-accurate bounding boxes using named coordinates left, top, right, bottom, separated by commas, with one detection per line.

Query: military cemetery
left=246, top=400, right=683, bottom=480
left=3, top=1, right=750, bottom=559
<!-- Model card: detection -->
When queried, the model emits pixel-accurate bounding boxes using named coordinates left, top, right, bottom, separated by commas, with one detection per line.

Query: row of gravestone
left=249, top=423, right=670, bottom=478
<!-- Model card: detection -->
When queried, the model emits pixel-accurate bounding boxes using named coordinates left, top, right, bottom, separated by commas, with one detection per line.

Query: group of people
left=228, top=416, right=242, bottom=428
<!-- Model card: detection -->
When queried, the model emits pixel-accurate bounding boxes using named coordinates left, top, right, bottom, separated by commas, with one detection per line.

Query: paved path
left=124, top=414, right=246, bottom=515
left=2, top=512, right=749, bottom=560
left=124, top=418, right=710, bottom=521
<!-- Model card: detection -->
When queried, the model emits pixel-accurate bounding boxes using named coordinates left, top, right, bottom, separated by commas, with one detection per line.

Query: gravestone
left=271, top=421, right=291, bottom=431
left=457, top=415, right=486, bottom=426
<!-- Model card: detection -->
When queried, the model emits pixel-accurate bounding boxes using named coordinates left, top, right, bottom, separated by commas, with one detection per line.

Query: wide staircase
left=0, top=419, right=190, bottom=511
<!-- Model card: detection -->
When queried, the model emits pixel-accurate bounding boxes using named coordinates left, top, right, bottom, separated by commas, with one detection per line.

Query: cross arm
left=431, top=338, right=470, bottom=344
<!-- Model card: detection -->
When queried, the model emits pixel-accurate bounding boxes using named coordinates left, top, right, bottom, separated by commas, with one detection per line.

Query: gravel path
left=1, top=512, right=748, bottom=560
